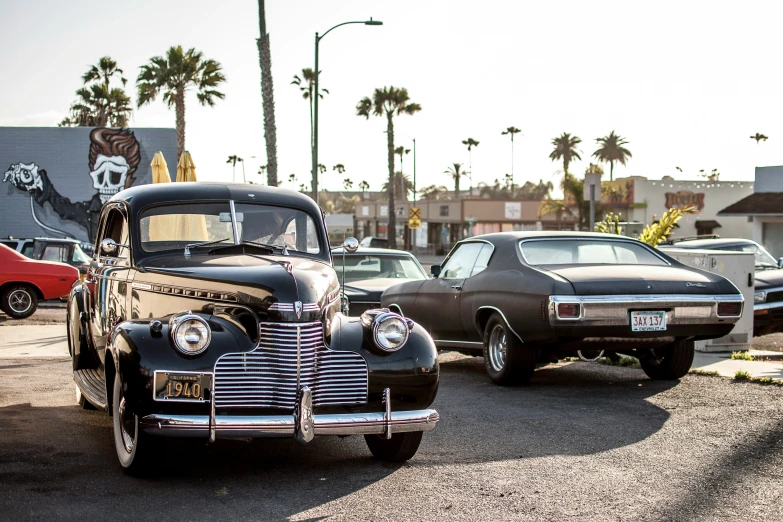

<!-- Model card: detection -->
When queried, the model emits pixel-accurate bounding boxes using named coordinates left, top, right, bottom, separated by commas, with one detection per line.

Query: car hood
left=135, top=253, right=338, bottom=313
left=755, top=268, right=783, bottom=289
left=542, top=264, right=728, bottom=295
left=343, top=278, right=422, bottom=299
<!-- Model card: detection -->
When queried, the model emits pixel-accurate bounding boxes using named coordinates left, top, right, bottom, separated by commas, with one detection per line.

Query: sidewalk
left=692, top=350, right=783, bottom=380
left=0, top=325, right=68, bottom=358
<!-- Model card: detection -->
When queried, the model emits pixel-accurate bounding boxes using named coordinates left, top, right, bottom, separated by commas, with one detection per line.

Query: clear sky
left=2, top=0, right=782, bottom=194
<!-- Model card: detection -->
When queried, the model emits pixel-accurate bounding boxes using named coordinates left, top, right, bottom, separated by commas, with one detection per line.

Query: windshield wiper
left=184, top=238, right=230, bottom=257
left=206, top=240, right=289, bottom=256
left=241, top=240, right=289, bottom=256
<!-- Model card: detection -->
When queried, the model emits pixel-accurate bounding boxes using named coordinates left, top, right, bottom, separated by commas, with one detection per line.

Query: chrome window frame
left=439, top=239, right=496, bottom=279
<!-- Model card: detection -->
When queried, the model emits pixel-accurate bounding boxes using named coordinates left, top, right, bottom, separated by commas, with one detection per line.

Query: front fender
left=329, top=314, right=439, bottom=412
left=107, top=313, right=254, bottom=415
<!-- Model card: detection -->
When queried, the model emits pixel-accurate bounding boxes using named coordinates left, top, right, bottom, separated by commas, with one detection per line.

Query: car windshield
left=72, top=244, right=91, bottom=263
left=519, top=238, right=668, bottom=266
left=333, top=254, right=427, bottom=283
left=717, top=243, right=778, bottom=268
left=139, top=202, right=322, bottom=256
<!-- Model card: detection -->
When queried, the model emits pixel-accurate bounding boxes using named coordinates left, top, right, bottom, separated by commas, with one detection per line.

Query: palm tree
left=382, top=172, right=414, bottom=200
left=394, top=146, right=411, bottom=180
left=420, top=184, right=449, bottom=200
left=444, top=163, right=466, bottom=199
left=343, top=178, right=353, bottom=190
left=60, top=56, right=132, bottom=127
left=356, top=87, right=422, bottom=249
left=549, top=132, right=582, bottom=175
left=358, top=180, right=370, bottom=198
left=227, top=155, right=244, bottom=183
left=333, top=164, right=345, bottom=174
left=750, top=133, right=769, bottom=144
left=292, top=68, right=329, bottom=182
left=257, top=0, right=278, bottom=186
left=137, top=46, right=226, bottom=158
left=592, top=131, right=632, bottom=181
left=501, top=127, right=521, bottom=189
left=461, top=138, right=479, bottom=193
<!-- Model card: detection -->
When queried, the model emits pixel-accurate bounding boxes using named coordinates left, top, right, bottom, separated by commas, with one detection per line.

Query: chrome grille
left=213, top=321, right=368, bottom=409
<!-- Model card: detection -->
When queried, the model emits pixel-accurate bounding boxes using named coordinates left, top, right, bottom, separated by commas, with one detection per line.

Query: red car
left=0, top=243, right=79, bottom=319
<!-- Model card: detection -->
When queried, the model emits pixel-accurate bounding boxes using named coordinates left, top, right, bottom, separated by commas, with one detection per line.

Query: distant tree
left=382, top=172, right=414, bottom=200
left=750, top=133, right=769, bottom=144
left=333, top=163, right=345, bottom=174
left=257, top=0, right=278, bottom=186
left=444, top=163, right=466, bottom=199
left=357, top=86, right=421, bottom=249
left=549, top=132, right=582, bottom=175
left=592, top=131, right=632, bottom=182
left=343, top=178, right=353, bottom=190
left=420, top=184, right=449, bottom=200
left=358, top=180, right=370, bottom=195
left=699, top=168, right=720, bottom=182
left=292, top=68, right=329, bottom=183
left=226, top=155, right=244, bottom=183
left=137, top=46, right=226, bottom=158
left=60, top=56, right=132, bottom=127
left=394, top=146, right=411, bottom=178
left=461, top=137, right=480, bottom=192
left=501, top=127, right=522, bottom=188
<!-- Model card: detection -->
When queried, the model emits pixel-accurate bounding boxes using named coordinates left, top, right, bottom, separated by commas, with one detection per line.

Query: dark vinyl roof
left=331, top=247, right=414, bottom=256
left=718, top=193, right=783, bottom=215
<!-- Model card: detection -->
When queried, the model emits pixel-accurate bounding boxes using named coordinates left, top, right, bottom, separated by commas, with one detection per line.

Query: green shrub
left=734, top=369, right=752, bottom=381
left=730, top=351, right=754, bottom=361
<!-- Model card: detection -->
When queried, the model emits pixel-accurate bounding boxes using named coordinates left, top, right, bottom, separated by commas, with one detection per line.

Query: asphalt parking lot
left=2, top=343, right=783, bottom=521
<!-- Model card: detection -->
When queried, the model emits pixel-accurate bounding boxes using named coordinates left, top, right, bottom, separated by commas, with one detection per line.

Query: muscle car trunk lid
left=543, top=265, right=719, bottom=296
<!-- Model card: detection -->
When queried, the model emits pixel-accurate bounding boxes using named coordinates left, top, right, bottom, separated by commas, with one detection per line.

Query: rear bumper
left=754, top=301, right=783, bottom=335
left=140, top=409, right=439, bottom=439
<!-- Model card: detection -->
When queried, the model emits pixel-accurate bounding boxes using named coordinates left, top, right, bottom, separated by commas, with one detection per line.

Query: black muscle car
left=331, top=247, right=428, bottom=316
left=68, top=182, right=439, bottom=473
left=381, top=232, right=744, bottom=385
left=659, top=237, right=783, bottom=336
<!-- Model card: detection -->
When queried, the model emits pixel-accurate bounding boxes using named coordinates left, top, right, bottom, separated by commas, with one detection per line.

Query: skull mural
left=2, top=127, right=142, bottom=242
left=90, top=154, right=130, bottom=202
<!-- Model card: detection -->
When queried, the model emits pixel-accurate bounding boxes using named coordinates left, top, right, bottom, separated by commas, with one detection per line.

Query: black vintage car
left=331, top=247, right=429, bottom=316
left=659, top=237, right=783, bottom=336
left=68, top=182, right=439, bottom=472
left=381, top=232, right=744, bottom=385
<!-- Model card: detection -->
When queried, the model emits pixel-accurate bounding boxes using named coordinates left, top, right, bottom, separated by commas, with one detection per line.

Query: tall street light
left=312, top=17, right=383, bottom=202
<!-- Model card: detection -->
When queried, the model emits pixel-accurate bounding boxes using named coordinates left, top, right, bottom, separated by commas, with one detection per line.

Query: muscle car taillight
left=717, top=302, right=742, bottom=317
left=557, top=303, right=581, bottom=319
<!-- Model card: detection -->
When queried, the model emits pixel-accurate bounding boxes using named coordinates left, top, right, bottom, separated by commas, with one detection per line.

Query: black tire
left=640, top=339, right=695, bottom=380
left=364, top=431, right=423, bottom=462
left=112, top=372, right=164, bottom=474
left=1, top=285, right=38, bottom=319
left=482, top=313, right=537, bottom=385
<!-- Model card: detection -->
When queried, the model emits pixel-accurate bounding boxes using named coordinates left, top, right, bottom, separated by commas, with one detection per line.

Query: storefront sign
left=665, top=191, right=704, bottom=210
left=504, top=202, right=521, bottom=219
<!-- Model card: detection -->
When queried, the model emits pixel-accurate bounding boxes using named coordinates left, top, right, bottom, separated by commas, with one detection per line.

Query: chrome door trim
left=476, top=305, right=524, bottom=343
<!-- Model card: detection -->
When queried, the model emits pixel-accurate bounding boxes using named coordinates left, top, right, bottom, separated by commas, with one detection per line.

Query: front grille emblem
left=295, top=301, right=303, bottom=319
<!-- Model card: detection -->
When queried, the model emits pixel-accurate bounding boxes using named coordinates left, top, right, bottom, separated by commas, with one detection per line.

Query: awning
left=695, top=220, right=722, bottom=230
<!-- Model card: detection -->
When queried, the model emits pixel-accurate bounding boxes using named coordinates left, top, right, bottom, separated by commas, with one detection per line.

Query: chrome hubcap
left=118, top=396, right=135, bottom=453
left=8, top=290, right=32, bottom=314
left=488, top=325, right=507, bottom=372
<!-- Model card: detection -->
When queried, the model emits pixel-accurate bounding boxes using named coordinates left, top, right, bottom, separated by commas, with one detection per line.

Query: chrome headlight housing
left=754, top=291, right=767, bottom=304
left=361, top=309, right=411, bottom=352
left=170, top=313, right=211, bottom=355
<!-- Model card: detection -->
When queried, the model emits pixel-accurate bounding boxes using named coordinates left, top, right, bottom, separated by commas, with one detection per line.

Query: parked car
left=659, top=236, right=783, bottom=336
left=381, top=232, right=744, bottom=385
left=359, top=236, right=389, bottom=248
left=332, top=247, right=429, bottom=316
left=0, top=243, right=78, bottom=319
left=1, top=237, right=91, bottom=280
left=68, top=182, right=439, bottom=473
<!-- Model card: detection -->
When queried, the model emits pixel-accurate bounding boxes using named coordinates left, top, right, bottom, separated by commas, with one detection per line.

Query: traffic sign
left=408, top=218, right=421, bottom=230
left=409, top=207, right=422, bottom=219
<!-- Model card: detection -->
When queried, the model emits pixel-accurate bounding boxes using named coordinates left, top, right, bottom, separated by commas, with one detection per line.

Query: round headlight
left=170, top=314, right=211, bottom=355
left=373, top=313, right=409, bottom=352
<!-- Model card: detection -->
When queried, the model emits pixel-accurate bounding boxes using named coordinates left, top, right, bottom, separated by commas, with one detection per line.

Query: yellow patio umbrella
left=174, top=151, right=208, bottom=241
left=176, top=150, right=198, bottom=182
left=150, top=151, right=171, bottom=183
left=147, top=152, right=176, bottom=241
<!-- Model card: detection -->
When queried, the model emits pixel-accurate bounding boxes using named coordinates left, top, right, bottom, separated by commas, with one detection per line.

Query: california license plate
left=154, top=371, right=211, bottom=402
left=631, top=311, right=667, bottom=332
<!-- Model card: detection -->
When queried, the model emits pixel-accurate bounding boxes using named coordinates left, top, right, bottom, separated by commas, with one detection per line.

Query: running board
left=74, top=368, right=108, bottom=411
left=434, top=340, right=484, bottom=353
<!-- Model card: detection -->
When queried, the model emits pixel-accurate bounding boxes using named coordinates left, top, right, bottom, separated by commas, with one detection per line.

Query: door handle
left=451, top=285, right=462, bottom=291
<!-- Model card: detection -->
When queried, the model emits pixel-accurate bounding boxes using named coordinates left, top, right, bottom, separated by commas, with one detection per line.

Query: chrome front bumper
left=548, top=294, right=744, bottom=326
left=139, top=387, right=439, bottom=441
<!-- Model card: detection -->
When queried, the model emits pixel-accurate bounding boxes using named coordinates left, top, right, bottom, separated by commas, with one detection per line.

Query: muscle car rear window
left=519, top=239, right=667, bottom=266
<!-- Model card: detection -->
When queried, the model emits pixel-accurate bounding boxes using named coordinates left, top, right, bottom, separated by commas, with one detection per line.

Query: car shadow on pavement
left=427, top=356, right=678, bottom=464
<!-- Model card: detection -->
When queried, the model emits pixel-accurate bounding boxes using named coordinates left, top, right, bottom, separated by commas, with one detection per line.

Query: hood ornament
left=295, top=301, right=303, bottom=319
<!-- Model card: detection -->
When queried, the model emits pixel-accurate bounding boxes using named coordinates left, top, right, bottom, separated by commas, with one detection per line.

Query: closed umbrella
left=176, top=151, right=198, bottom=182
left=147, top=152, right=175, bottom=242
left=174, top=151, right=208, bottom=241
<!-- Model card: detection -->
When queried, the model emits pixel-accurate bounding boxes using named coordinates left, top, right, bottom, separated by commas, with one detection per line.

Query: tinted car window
left=520, top=239, right=667, bottom=266
left=42, top=245, right=68, bottom=263
left=441, top=243, right=484, bottom=278
left=21, top=244, right=34, bottom=258
left=2, top=241, right=18, bottom=250
left=334, top=255, right=427, bottom=283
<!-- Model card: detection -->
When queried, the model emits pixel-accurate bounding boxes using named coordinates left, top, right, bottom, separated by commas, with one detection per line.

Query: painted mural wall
left=1, top=127, right=176, bottom=244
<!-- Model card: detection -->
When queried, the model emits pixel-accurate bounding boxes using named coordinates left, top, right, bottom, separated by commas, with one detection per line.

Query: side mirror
left=100, top=238, right=128, bottom=256
left=343, top=237, right=359, bottom=253
left=431, top=264, right=441, bottom=277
